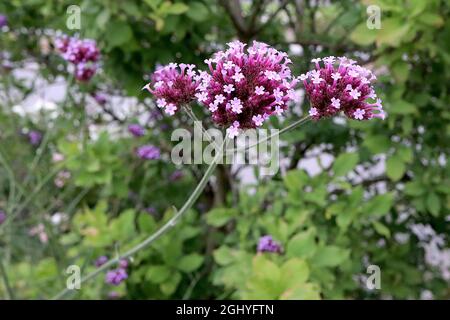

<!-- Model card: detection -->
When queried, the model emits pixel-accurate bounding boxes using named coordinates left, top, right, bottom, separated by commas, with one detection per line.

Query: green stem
left=51, top=138, right=228, bottom=300
left=51, top=114, right=311, bottom=300
left=0, top=257, right=15, bottom=300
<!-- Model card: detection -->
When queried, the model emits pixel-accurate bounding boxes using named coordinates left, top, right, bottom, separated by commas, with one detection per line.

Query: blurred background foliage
left=0, top=0, right=449, bottom=299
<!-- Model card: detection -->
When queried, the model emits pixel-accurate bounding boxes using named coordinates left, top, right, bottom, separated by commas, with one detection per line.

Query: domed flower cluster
left=105, top=259, right=129, bottom=286
left=136, top=144, right=160, bottom=160
left=55, top=35, right=100, bottom=82
left=257, top=235, right=283, bottom=254
left=195, top=41, right=298, bottom=138
left=142, top=63, right=199, bottom=116
left=300, top=56, right=385, bottom=121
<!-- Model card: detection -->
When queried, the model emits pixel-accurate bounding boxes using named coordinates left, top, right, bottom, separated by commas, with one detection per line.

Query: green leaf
left=404, top=181, right=425, bottom=196
left=206, top=208, right=237, bottom=227
left=311, top=246, right=350, bottom=267
left=372, top=221, right=391, bottom=238
left=160, top=271, right=182, bottom=295
left=426, top=192, right=441, bottom=216
left=280, top=258, right=310, bottom=286
left=391, top=61, right=410, bottom=83
left=362, top=193, right=394, bottom=217
left=286, top=229, right=316, bottom=259
left=363, top=135, right=391, bottom=154
left=350, top=23, right=377, bottom=46
left=418, top=13, right=444, bottom=27
left=283, top=170, right=307, bottom=191
left=186, top=2, right=209, bottom=22
left=332, top=152, right=359, bottom=177
left=389, top=100, right=417, bottom=115
left=164, top=3, right=189, bottom=15
left=213, top=246, right=235, bottom=266
left=177, top=253, right=204, bottom=273
left=146, top=265, right=171, bottom=284
left=386, top=155, right=406, bottom=181
left=281, top=283, right=321, bottom=300
left=376, top=18, right=410, bottom=47
left=106, top=21, right=133, bottom=48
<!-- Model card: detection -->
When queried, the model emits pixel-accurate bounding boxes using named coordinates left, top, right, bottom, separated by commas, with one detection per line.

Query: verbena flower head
left=257, top=235, right=283, bottom=254
left=196, top=40, right=298, bottom=137
left=55, top=35, right=100, bottom=82
left=105, top=268, right=128, bottom=286
left=128, top=124, right=146, bottom=137
left=0, top=210, right=6, bottom=225
left=136, top=145, right=160, bottom=160
left=0, top=14, right=7, bottom=28
left=300, top=56, right=385, bottom=121
left=95, top=255, right=108, bottom=267
left=143, top=63, right=199, bottom=116
left=28, top=130, right=42, bottom=146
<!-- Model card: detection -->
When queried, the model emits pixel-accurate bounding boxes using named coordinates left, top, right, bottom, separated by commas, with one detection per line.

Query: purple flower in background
left=0, top=210, right=6, bottom=225
left=257, top=235, right=283, bottom=254
left=145, top=206, right=157, bottom=215
left=74, top=62, right=97, bottom=82
left=300, top=56, right=385, bottom=121
left=28, top=131, right=42, bottom=146
left=95, top=256, right=108, bottom=268
left=196, top=40, right=298, bottom=137
left=169, top=170, right=184, bottom=181
left=92, top=92, right=107, bottom=105
left=119, top=259, right=128, bottom=269
left=55, top=35, right=100, bottom=82
left=0, top=14, right=7, bottom=28
left=105, top=268, right=128, bottom=286
left=136, top=145, right=160, bottom=160
left=143, top=63, right=199, bottom=115
left=128, top=124, right=146, bottom=137
left=108, top=291, right=120, bottom=299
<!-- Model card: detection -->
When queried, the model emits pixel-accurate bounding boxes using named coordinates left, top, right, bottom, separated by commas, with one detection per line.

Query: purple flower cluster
left=105, top=269, right=127, bottom=285
left=105, top=259, right=129, bottom=286
left=300, top=56, right=385, bottom=121
left=257, top=235, right=283, bottom=254
left=136, top=145, right=160, bottom=160
left=143, top=63, right=199, bottom=115
left=55, top=35, right=100, bottom=82
left=95, top=255, right=108, bottom=267
left=28, top=130, right=42, bottom=146
left=128, top=124, right=146, bottom=137
left=196, top=41, right=298, bottom=138
left=0, top=14, right=7, bottom=28
left=0, top=210, right=6, bottom=225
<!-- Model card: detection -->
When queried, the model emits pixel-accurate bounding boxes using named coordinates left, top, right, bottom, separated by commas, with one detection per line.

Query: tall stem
left=52, top=138, right=228, bottom=300
left=51, top=115, right=311, bottom=300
